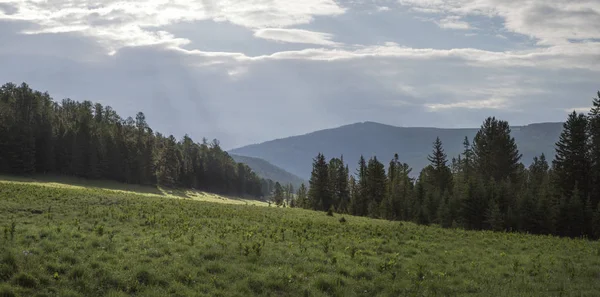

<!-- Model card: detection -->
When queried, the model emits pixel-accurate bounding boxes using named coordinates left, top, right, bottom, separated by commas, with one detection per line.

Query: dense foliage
left=0, top=82, right=264, bottom=197
left=1, top=181, right=599, bottom=296
left=298, top=91, right=600, bottom=239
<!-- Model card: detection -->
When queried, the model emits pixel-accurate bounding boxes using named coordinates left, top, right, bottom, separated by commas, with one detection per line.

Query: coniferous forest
left=297, top=91, right=600, bottom=239
left=0, top=82, right=266, bottom=197
left=2, top=82, right=600, bottom=239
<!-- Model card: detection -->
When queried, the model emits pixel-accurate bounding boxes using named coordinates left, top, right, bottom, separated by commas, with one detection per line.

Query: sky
left=0, top=0, right=599, bottom=149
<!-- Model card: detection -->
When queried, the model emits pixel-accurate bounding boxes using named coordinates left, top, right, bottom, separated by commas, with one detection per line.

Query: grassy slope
left=0, top=179, right=599, bottom=297
left=0, top=175, right=267, bottom=207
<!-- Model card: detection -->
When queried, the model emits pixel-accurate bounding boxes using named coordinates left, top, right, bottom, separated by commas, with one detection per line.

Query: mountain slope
left=230, top=121, right=564, bottom=180
left=230, top=154, right=306, bottom=188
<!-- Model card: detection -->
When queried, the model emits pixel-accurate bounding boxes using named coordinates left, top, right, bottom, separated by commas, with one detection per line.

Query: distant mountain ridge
left=229, top=121, right=564, bottom=180
left=229, top=154, right=306, bottom=189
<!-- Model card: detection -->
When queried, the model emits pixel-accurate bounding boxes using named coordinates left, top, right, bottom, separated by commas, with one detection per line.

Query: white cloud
left=0, top=0, right=345, bottom=53
left=253, top=28, right=339, bottom=46
left=398, top=0, right=600, bottom=45
left=426, top=97, right=508, bottom=110
left=187, top=42, right=599, bottom=71
left=564, top=107, right=592, bottom=114
left=437, top=16, right=471, bottom=30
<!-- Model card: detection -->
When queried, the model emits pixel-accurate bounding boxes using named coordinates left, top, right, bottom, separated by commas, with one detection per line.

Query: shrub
left=0, top=285, right=16, bottom=297
left=13, top=273, right=38, bottom=288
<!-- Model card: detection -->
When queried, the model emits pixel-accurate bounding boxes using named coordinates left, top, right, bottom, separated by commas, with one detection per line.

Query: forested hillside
left=230, top=122, right=563, bottom=180
left=0, top=82, right=265, bottom=197
left=289, top=91, right=600, bottom=239
left=230, top=154, right=306, bottom=189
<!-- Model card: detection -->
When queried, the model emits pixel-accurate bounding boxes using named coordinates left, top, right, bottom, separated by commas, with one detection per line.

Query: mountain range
left=229, top=121, right=564, bottom=181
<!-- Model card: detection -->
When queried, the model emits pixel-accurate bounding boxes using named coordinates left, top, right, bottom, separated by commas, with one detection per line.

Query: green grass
left=0, top=175, right=268, bottom=206
left=0, top=178, right=599, bottom=296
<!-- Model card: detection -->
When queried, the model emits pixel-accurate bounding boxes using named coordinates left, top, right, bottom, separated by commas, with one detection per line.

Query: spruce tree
left=472, top=117, right=522, bottom=183
left=552, top=111, right=590, bottom=202
left=564, top=186, right=585, bottom=237
left=308, top=153, right=330, bottom=211
left=461, top=136, right=473, bottom=179
left=296, top=183, right=308, bottom=209
left=328, top=157, right=343, bottom=210
left=588, top=91, right=600, bottom=207
left=337, top=160, right=350, bottom=213
left=353, top=155, right=369, bottom=216
left=366, top=156, right=387, bottom=218
left=273, top=182, right=284, bottom=206
left=486, top=199, right=504, bottom=231
left=427, top=137, right=453, bottom=194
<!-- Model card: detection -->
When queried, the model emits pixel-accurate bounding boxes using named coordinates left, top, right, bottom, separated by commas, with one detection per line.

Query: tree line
left=0, top=82, right=266, bottom=197
left=295, top=91, right=600, bottom=239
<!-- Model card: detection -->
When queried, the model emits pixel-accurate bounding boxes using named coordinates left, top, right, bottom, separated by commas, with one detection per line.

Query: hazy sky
left=1, top=0, right=599, bottom=149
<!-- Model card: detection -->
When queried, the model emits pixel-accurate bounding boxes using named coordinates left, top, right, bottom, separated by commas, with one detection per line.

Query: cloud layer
left=0, top=0, right=598, bottom=149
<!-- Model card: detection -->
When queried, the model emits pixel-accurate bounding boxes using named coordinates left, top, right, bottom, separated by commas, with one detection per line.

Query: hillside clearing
left=0, top=180, right=598, bottom=297
left=0, top=175, right=267, bottom=207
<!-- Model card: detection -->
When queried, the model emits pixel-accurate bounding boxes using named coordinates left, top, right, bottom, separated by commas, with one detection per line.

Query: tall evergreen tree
left=366, top=156, right=387, bottom=218
left=273, top=182, right=284, bottom=206
left=472, top=117, right=522, bottom=183
left=461, top=136, right=473, bottom=179
left=296, top=183, right=308, bottom=209
left=353, top=155, right=369, bottom=216
left=588, top=91, right=600, bottom=207
left=308, top=153, right=331, bottom=211
left=552, top=111, right=590, bottom=202
left=427, top=137, right=453, bottom=195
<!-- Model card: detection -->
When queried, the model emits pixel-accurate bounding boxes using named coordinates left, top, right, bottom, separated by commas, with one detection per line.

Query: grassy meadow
left=0, top=177, right=599, bottom=297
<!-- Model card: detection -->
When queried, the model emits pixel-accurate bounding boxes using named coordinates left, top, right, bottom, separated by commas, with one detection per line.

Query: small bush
left=339, top=217, right=347, bottom=224
left=13, top=273, right=38, bottom=288
left=313, top=277, right=337, bottom=295
left=247, top=278, right=265, bottom=294
left=69, top=266, right=86, bottom=280
left=0, top=252, right=18, bottom=281
left=0, top=285, right=16, bottom=297
left=135, top=270, right=153, bottom=285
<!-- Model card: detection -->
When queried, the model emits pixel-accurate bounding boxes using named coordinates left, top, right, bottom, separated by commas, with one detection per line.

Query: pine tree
left=337, top=160, right=350, bottom=213
left=472, top=117, right=522, bottom=183
left=461, top=177, right=488, bottom=230
left=155, top=135, right=181, bottom=187
left=308, top=153, right=330, bottom=211
left=366, top=156, right=387, bottom=218
left=427, top=137, right=453, bottom=194
left=353, top=155, right=369, bottom=216
left=328, top=157, right=343, bottom=210
left=461, top=136, right=473, bottom=179
left=552, top=111, right=590, bottom=202
left=588, top=91, right=600, bottom=207
left=296, top=183, right=308, bottom=208
left=564, top=186, right=585, bottom=237
left=486, top=199, right=504, bottom=231
left=273, top=182, right=284, bottom=206
left=348, top=175, right=358, bottom=215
